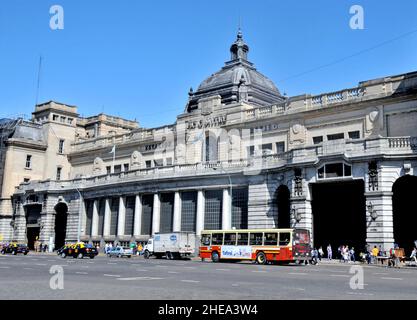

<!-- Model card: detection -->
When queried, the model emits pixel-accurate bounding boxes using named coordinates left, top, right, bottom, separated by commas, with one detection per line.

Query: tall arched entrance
left=54, top=202, right=68, bottom=249
left=392, top=175, right=417, bottom=255
left=277, top=185, right=290, bottom=228
left=25, top=203, right=42, bottom=250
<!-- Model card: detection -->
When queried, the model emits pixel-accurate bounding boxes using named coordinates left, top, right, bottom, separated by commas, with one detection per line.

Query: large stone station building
left=1, top=31, right=416, bottom=254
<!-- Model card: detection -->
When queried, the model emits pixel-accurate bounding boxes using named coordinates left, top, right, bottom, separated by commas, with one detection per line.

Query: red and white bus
left=199, top=228, right=311, bottom=264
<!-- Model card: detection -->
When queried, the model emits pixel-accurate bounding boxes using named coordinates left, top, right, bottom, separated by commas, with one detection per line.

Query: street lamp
left=213, top=163, right=232, bottom=229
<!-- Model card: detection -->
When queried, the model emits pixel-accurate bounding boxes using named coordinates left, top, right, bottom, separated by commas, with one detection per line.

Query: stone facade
left=1, top=31, right=417, bottom=253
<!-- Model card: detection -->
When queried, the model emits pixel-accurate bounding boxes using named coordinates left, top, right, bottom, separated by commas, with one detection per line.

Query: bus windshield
left=293, top=229, right=310, bottom=244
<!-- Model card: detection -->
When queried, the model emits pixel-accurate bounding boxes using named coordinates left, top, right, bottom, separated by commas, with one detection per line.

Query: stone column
left=133, top=195, right=142, bottom=236
left=365, top=191, right=394, bottom=251
left=222, top=188, right=231, bottom=230
left=91, top=200, right=99, bottom=236
left=117, top=197, right=126, bottom=236
left=13, top=202, right=27, bottom=242
left=103, top=198, right=111, bottom=237
left=172, top=192, right=181, bottom=232
left=152, top=194, right=160, bottom=235
left=196, top=190, right=205, bottom=236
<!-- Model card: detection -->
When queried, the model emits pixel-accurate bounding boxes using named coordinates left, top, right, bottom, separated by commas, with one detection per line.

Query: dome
left=186, top=30, right=284, bottom=112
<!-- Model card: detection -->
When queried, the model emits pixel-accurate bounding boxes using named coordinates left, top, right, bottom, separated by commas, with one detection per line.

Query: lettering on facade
left=186, top=115, right=227, bottom=130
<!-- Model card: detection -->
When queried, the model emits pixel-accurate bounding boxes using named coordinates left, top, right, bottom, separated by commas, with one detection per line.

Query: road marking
left=330, top=274, right=350, bottom=278
left=103, top=274, right=121, bottom=277
left=76, top=272, right=88, bottom=275
left=181, top=280, right=200, bottom=283
left=0, top=266, right=10, bottom=269
left=381, top=277, right=403, bottom=281
left=117, top=277, right=164, bottom=281
left=252, top=270, right=266, bottom=273
left=107, top=263, right=117, bottom=265
left=346, top=292, right=374, bottom=296
left=47, top=260, right=55, bottom=262
left=23, top=268, right=34, bottom=270
left=183, top=266, right=195, bottom=269
left=216, top=269, right=231, bottom=271
left=288, top=272, right=307, bottom=275
left=87, top=262, right=95, bottom=264
left=136, top=269, right=148, bottom=272
left=156, top=265, right=168, bottom=268
left=168, top=271, right=179, bottom=274
left=35, top=263, right=47, bottom=266
left=373, top=273, right=388, bottom=275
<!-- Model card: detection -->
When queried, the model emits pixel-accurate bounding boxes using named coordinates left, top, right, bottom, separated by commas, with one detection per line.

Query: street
left=0, top=253, right=416, bottom=300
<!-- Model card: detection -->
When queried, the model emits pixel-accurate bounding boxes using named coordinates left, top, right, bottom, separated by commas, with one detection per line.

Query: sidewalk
left=316, top=258, right=417, bottom=269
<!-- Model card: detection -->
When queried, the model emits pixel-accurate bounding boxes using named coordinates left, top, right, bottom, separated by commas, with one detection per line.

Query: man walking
left=327, top=244, right=332, bottom=260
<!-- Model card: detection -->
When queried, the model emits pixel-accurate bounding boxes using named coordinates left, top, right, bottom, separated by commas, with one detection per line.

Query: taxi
left=59, top=242, right=98, bottom=259
left=1, top=243, right=29, bottom=255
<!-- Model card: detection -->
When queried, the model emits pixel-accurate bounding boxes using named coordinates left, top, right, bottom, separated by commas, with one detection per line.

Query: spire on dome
left=230, top=29, right=249, bottom=61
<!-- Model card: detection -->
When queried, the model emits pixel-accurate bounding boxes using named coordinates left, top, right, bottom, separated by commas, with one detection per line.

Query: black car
left=1, top=243, right=29, bottom=255
left=59, top=243, right=98, bottom=259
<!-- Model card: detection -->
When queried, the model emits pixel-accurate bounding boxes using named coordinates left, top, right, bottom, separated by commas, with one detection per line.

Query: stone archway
left=277, top=185, right=291, bottom=228
left=54, top=202, right=68, bottom=249
left=392, top=175, right=417, bottom=255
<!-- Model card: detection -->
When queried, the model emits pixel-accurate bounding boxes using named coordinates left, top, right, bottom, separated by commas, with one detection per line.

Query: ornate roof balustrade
left=15, top=136, right=417, bottom=194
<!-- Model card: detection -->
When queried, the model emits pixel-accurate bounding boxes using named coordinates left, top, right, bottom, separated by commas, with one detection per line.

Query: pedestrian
left=43, top=244, right=48, bottom=252
left=372, top=245, right=379, bottom=264
left=343, top=246, right=349, bottom=263
left=318, top=247, right=324, bottom=261
left=349, top=247, right=355, bottom=262
left=105, top=243, right=109, bottom=254
left=410, top=248, right=417, bottom=264
left=338, top=245, right=343, bottom=262
left=327, top=244, right=332, bottom=260
left=137, top=243, right=143, bottom=256
left=39, top=242, right=43, bottom=253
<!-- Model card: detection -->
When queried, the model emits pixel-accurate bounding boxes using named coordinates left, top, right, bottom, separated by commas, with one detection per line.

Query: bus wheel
left=211, top=251, right=220, bottom=263
left=166, top=252, right=173, bottom=260
left=144, top=250, right=150, bottom=259
left=256, top=252, right=267, bottom=265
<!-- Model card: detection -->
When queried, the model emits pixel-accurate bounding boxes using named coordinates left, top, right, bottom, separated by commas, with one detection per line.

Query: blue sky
left=1, top=0, right=417, bottom=128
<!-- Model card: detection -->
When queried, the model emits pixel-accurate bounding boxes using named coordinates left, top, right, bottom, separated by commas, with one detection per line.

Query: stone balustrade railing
left=16, top=137, right=417, bottom=194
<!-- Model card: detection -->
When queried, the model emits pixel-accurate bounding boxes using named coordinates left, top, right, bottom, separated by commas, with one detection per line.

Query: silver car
left=107, top=246, right=133, bottom=258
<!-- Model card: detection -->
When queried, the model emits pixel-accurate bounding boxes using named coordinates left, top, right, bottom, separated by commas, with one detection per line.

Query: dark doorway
left=277, top=185, right=290, bottom=228
left=25, top=204, right=42, bottom=250
left=311, top=180, right=366, bottom=256
left=392, top=175, right=417, bottom=255
left=27, top=227, right=40, bottom=250
left=54, top=202, right=68, bottom=250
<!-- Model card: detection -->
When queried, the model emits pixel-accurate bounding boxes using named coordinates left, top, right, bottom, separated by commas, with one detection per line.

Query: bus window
left=211, top=233, right=223, bottom=245
left=224, top=233, right=237, bottom=245
left=279, top=232, right=291, bottom=246
left=264, top=233, right=278, bottom=246
left=237, top=233, right=249, bottom=245
left=294, top=229, right=310, bottom=244
left=249, top=233, right=263, bottom=245
left=201, top=234, right=211, bottom=246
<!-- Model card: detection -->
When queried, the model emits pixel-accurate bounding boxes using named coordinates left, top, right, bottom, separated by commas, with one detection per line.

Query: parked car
left=1, top=243, right=29, bottom=255
left=107, top=246, right=133, bottom=258
left=56, top=245, right=69, bottom=256
left=59, top=242, right=98, bottom=259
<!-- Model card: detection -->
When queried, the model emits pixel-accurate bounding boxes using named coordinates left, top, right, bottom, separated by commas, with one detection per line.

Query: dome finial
left=230, top=28, right=249, bottom=61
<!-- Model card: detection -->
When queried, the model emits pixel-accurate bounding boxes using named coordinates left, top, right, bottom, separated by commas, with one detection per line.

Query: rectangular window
left=204, top=190, right=223, bottom=230
left=211, top=233, right=223, bottom=245
left=313, top=136, right=323, bottom=145
left=348, top=131, right=360, bottom=139
left=264, top=233, right=278, bottom=246
left=25, top=155, right=32, bottom=169
left=232, top=188, right=248, bottom=229
left=67, top=118, right=73, bottom=125
left=249, top=233, right=263, bottom=246
left=261, top=143, right=273, bottom=155
left=106, top=166, right=111, bottom=175
left=123, top=163, right=129, bottom=172
left=56, top=167, right=62, bottom=181
left=237, top=233, right=249, bottom=246
left=159, top=193, right=174, bottom=233
left=279, top=232, right=291, bottom=246
left=141, top=195, right=154, bottom=235
left=327, top=133, right=344, bottom=141
left=224, top=233, right=237, bottom=245
left=201, top=234, right=211, bottom=246
left=181, top=191, right=197, bottom=232
left=110, top=198, right=119, bottom=236
left=248, top=146, right=255, bottom=157
left=145, top=160, right=152, bottom=168
left=124, top=196, right=136, bottom=236
left=166, top=158, right=173, bottom=166
left=154, top=159, right=163, bottom=167
left=58, top=139, right=65, bottom=154
left=276, top=141, right=285, bottom=153
left=23, top=178, right=30, bottom=183
left=114, top=165, right=122, bottom=174
left=52, top=114, right=59, bottom=121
